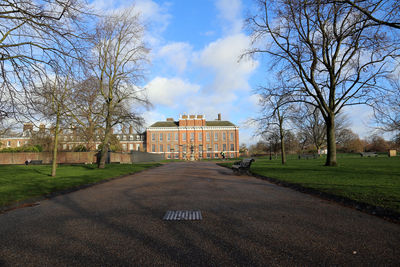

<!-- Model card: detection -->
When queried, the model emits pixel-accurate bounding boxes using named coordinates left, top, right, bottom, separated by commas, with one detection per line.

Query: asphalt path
left=0, top=162, right=399, bottom=266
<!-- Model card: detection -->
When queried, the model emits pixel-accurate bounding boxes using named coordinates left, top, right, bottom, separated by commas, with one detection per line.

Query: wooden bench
left=232, top=158, right=255, bottom=175
left=298, top=154, right=317, bottom=160
left=360, top=152, right=378, bottom=157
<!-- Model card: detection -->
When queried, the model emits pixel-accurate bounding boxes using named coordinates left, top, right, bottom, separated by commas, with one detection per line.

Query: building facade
left=146, top=114, right=239, bottom=160
left=0, top=114, right=239, bottom=160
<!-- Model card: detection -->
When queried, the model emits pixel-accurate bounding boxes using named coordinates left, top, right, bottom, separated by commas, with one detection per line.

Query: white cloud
left=158, top=42, right=193, bottom=74
left=146, top=77, right=200, bottom=107
left=215, top=0, right=243, bottom=34
left=342, top=105, right=374, bottom=138
left=142, top=110, right=166, bottom=127
left=196, top=33, right=258, bottom=93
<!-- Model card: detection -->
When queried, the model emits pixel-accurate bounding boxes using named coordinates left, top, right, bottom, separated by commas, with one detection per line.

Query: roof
left=205, top=121, right=235, bottom=127
left=149, top=121, right=179, bottom=127
left=149, top=120, right=236, bottom=128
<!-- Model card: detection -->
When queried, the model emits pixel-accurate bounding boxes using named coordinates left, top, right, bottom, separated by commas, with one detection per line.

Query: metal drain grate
left=163, top=210, right=202, bottom=221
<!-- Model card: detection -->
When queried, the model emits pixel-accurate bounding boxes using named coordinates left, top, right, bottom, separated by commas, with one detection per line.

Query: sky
left=90, top=0, right=380, bottom=145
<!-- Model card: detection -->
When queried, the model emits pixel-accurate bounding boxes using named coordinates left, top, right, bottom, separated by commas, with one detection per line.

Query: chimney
left=39, top=123, right=45, bottom=132
left=23, top=123, right=33, bottom=132
left=217, top=113, right=221, bottom=121
left=129, top=125, right=133, bottom=134
left=166, top=118, right=174, bottom=122
left=122, top=125, right=126, bottom=134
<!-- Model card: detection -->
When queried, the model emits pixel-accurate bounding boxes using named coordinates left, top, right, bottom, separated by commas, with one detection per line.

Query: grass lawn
left=0, top=163, right=160, bottom=208
left=220, top=154, right=400, bottom=213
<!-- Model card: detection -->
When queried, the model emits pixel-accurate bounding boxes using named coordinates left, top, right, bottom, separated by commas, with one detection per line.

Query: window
left=230, top=144, right=234, bottom=151
left=182, top=132, right=186, bottom=141
left=167, top=133, right=171, bottom=141
left=215, top=153, right=219, bottom=158
left=207, top=153, right=211, bottom=158
left=136, top=135, right=140, bottom=140
left=129, top=144, right=134, bottom=150
left=214, top=132, right=218, bottom=141
left=198, top=133, right=202, bottom=141
left=175, top=145, right=178, bottom=153
left=230, top=132, right=234, bottom=141
left=152, top=144, right=155, bottom=152
left=167, top=154, right=171, bottom=159
left=160, top=144, right=163, bottom=152
left=214, top=144, right=218, bottom=151
left=63, top=144, right=67, bottom=150
left=152, top=133, right=155, bottom=141
left=175, top=153, right=179, bottom=159
left=207, top=144, right=211, bottom=151
left=183, top=145, right=187, bottom=153
left=122, top=144, right=127, bottom=150
left=24, top=141, right=28, bottom=144
left=117, top=135, right=120, bottom=140
left=223, top=144, right=226, bottom=151
left=190, top=132, right=194, bottom=141
left=130, top=135, right=133, bottom=140
left=223, top=132, right=226, bottom=141
left=167, top=144, right=170, bottom=152
left=175, top=133, right=178, bottom=141
left=230, top=153, right=234, bottom=158
left=206, top=132, right=210, bottom=141
left=136, top=144, right=140, bottom=150
left=159, top=133, right=163, bottom=141
left=95, top=144, right=99, bottom=149
left=17, top=141, right=20, bottom=147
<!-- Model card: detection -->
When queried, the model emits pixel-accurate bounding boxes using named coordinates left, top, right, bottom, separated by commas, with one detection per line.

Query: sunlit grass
left=0, top=163, right=160, bottom=207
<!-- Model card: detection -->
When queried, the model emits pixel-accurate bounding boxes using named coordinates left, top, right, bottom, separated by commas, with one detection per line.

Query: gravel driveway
left=0, top=162, right=399, bottom=266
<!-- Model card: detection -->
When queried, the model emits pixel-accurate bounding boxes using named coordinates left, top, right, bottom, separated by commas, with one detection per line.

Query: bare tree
left=66, top=76, right=104, bottom=151
left=0, top=0, right=91, bottom=122
left=246, top=0, right=398, bottom=166
left=333, top=0, right=400, bottom=29
left=90, top=8, right=150, bottom=168
left=373, top=77, right=400, bottom=134
left=294, top=104, right=350, bottom=154
left=256, top=79, right=296, bottom=164
left=32, top=68, right=74, bottom=177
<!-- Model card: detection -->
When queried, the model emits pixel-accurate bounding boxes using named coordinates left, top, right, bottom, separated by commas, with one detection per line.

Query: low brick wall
left=0, top=152, right=97, bottom=165
left=0, top=151, right=163, bottom=164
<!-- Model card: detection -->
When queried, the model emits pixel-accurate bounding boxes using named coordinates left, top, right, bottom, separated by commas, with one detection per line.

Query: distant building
left=147, top=114, right=239, bottom=160
left=1, top=113, right=240, bottom=159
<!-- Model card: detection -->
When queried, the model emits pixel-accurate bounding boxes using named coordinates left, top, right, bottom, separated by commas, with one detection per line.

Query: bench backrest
left=240, top=158, right=254, bottom=167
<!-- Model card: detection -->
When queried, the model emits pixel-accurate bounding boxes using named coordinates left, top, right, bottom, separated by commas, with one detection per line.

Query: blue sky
left=91, top=0, right=377, bottom=145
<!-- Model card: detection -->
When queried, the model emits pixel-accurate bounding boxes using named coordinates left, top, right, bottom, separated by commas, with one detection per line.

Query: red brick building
left=146, top=114, right=239, bottom=160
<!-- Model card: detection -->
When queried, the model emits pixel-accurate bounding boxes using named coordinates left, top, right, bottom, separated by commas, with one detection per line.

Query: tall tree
left=67, top=76, right=104, bottom=151
left=32, top=69, right=73, bottom=177
left=333, top=0, right=400, bottom=29
left=246, top=0, right=398, bottom=166
left=0, top=0, right=91, bottom=121
left=257, top=82, right=295, bottom=164
left=90, top=8, right=150, bottom=168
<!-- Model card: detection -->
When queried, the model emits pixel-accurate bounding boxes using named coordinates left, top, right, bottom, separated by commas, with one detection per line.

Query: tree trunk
left=98, top=132, right=110, bottom=169
left=51, top=110, right=61, bottom=177
left=279, top=125, right=286, bottom=165
left=325, top=113, right=337, bottom=166
left=98, top=116, right=112, bottom=169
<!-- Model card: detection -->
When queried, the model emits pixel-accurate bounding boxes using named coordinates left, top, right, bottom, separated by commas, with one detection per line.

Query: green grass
left=0, top=163, right=161, bottom=207
left=220, top=154, right=400, bottom=213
